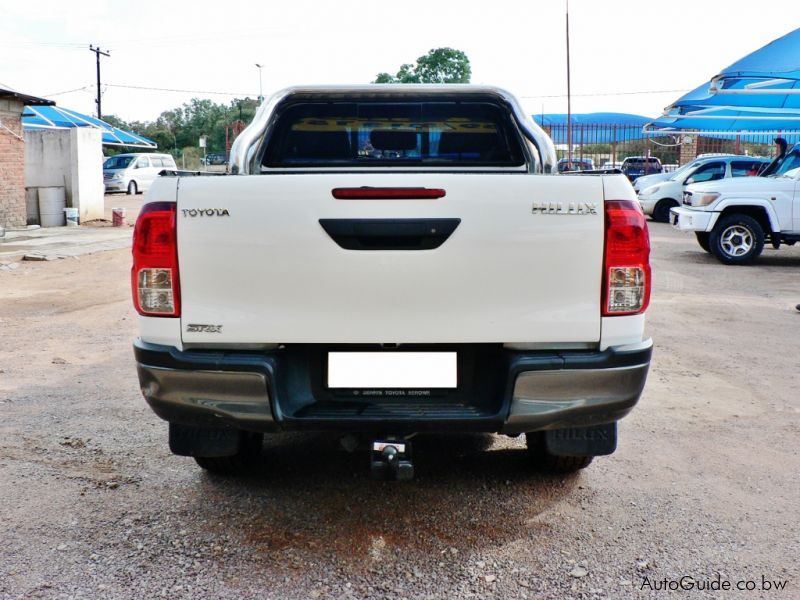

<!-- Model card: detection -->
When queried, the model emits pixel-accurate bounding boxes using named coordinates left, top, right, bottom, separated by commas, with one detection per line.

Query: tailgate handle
left=319, top=218, right=460, bottom=250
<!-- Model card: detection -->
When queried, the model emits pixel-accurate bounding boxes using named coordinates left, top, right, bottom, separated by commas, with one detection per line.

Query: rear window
left=624, top=158, right=661, bottom=167
left=262, top=101, right=526, bottom=168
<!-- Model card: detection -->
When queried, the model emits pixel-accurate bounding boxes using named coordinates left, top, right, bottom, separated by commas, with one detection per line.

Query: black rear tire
left=652, top=198, right=678, bottom=223
left=194, top=431, right=263, bottom=475
left=127, top=180, right=138, bottom=195
left=695, top=232, right=711, bottom=253
left=525, top=433, right=594, bottom=473
left=708, top=214, right=764, bottom=265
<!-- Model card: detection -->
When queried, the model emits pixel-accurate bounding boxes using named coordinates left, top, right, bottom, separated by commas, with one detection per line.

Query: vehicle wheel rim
left=720, top=225, right=753, bottom=257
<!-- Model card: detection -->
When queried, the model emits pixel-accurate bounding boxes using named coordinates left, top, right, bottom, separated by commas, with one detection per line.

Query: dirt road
left=1, top=223, right=798, bottom=599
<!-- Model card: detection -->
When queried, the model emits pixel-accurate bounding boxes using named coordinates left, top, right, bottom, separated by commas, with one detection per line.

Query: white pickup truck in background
left=132, top=85, right=652, bottom=479
left=671, top=144, right=800, bottom=264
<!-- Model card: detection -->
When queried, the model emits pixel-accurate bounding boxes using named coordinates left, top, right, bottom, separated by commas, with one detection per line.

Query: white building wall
left=24, top=128, right=104, bottom=222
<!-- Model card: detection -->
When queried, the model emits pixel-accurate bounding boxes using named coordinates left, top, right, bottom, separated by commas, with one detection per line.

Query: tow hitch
left=370, top=439, right=414, bottom=481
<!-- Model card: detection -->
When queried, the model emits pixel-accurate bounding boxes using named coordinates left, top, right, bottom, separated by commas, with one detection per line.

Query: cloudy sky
left=1, top=1, right=795, bottom=123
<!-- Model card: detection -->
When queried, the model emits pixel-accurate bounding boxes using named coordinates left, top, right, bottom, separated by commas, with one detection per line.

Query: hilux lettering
left=531, top=202, right=598, bottom=215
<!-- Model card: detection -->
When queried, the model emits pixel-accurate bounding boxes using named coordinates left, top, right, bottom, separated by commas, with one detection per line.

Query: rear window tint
left=624, top=158, right=660, bottom=167
left=262, top=101, right=525, bottom=168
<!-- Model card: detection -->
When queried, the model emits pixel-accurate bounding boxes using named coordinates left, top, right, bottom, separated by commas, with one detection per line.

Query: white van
left=103, top=153, right=178, bottom=195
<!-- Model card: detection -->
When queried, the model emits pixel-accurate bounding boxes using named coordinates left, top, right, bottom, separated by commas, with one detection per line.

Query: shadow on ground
left=186, top=432, right=577, bottom=562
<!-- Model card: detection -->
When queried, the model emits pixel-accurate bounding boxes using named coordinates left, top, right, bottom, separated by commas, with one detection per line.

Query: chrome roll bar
left=229, top=85, right=557, bottom=175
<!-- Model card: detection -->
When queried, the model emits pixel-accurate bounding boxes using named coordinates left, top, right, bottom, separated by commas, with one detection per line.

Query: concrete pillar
left=679, top=133, right=698, bottom=166
left=69, top=128, right=104, bottom=221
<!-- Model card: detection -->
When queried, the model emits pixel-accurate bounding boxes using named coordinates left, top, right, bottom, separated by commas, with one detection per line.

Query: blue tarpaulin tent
left=646, top=27, right=800, bottom=135
left=22, top=105, right=156, bottom=148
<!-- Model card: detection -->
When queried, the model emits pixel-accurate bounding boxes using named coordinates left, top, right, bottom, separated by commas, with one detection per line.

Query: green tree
left=373, top=48, right=471, bottom=84
left=104, top=96, right=261, bottom=155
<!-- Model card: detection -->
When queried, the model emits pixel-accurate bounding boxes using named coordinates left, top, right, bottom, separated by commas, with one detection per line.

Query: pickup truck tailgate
left=176, top=173, right=605, bottom=344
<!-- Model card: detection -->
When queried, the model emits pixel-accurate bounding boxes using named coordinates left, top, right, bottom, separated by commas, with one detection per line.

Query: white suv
left=671, top=146, right=800, bottom=264
left=638, top=156, right=769, bottom=222
left=104, top=153, right=178, bottom=195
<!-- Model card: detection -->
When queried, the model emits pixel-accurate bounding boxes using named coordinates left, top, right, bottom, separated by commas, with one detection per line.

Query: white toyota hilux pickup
left=132, top=85, right=652, bottom=479
left=670, top=145, right=800, bottom=264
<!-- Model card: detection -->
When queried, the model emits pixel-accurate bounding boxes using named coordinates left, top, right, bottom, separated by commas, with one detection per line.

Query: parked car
left=202, top=152, right=227, bottom=166
left=131, top=85, right=652, bottom=479
left=104, top=153, right=178, bottom=195
left=637, top=156, right=770, bottom=222
left=621, top=156, right=662, bottom=181
left=671, top=144, right=800, bottom=264
left=557, top=157, right=594, bottom=172
left=632, top=153, right=743, bottom=193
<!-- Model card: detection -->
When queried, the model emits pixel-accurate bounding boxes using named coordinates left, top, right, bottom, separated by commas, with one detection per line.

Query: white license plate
left=327, top=352, right=457, bottom=389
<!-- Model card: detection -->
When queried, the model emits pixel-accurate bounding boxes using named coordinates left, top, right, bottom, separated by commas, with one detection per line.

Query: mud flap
left=169, top=423, right=240, bottom=457
left=544, top=422, right=617, bottom=456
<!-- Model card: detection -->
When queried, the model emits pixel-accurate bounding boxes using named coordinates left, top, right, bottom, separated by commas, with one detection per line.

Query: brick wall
left=0, top=99, right=26, bottom=228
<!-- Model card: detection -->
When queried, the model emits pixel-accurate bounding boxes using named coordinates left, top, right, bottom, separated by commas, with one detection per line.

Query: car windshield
left=104, top=156, right=134, bottom=169
left=665, top=164, right=690, bottom=180
left=670, top=162, right=710, bottom=182
left=770, top=148, right=800, bottom=177
left=669, top=167, right=692, bottom=182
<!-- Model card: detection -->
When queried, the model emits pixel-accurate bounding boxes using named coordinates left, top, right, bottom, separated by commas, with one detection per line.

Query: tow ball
left=370, top=439, right=414, bottom=481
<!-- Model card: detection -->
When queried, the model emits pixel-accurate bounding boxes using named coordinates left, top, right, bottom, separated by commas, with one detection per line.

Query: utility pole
left=255, top=63, right=264, bottom=103
left=565, top=0, right=572, bottom=169
left=89, top=45, right=110, bottom=119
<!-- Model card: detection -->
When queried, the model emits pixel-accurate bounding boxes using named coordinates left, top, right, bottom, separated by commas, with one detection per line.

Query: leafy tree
left=103, top=96, right=261, bottom=156
left=373, top=48, right=471, bottom=84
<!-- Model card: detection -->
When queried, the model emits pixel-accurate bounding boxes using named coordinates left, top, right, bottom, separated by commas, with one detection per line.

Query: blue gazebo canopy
left=647, top=27, right=800, bottom=134
left=22, top=105, right=156, bottom=148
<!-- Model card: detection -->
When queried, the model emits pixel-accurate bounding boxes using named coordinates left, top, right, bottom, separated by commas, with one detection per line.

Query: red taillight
left=602, top=200, right=651, bottom=316
left=332, top=187, right=446, bottom=200
left=131, top=202, right=180, bottom=317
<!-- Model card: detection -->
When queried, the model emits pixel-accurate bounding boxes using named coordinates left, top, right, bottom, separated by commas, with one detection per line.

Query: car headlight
left=640, top=185, right=660, bottom=197
left=111, top=173, right=122, bottom=180
left=691, top=192, right=720, bottom=207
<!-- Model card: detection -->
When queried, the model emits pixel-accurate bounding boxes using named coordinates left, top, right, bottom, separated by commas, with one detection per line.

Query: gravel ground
left=1, top=222, right=799, bottom=599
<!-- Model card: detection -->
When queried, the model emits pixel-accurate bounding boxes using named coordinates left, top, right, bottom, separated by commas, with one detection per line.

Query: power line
left=105, top=82, right=686, bottom=101
left=520, top=88, right=689, bottom=99
left=44, top=85, right=92, bottom=97
left=0, top=41, right=85, bottom=48
left=106, top=83, right=255, bottom=97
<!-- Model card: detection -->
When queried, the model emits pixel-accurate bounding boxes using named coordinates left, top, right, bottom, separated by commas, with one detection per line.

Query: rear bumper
left=637, top=197, right=656, bottom=215
left=134, top=339, right=652, bottom=434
